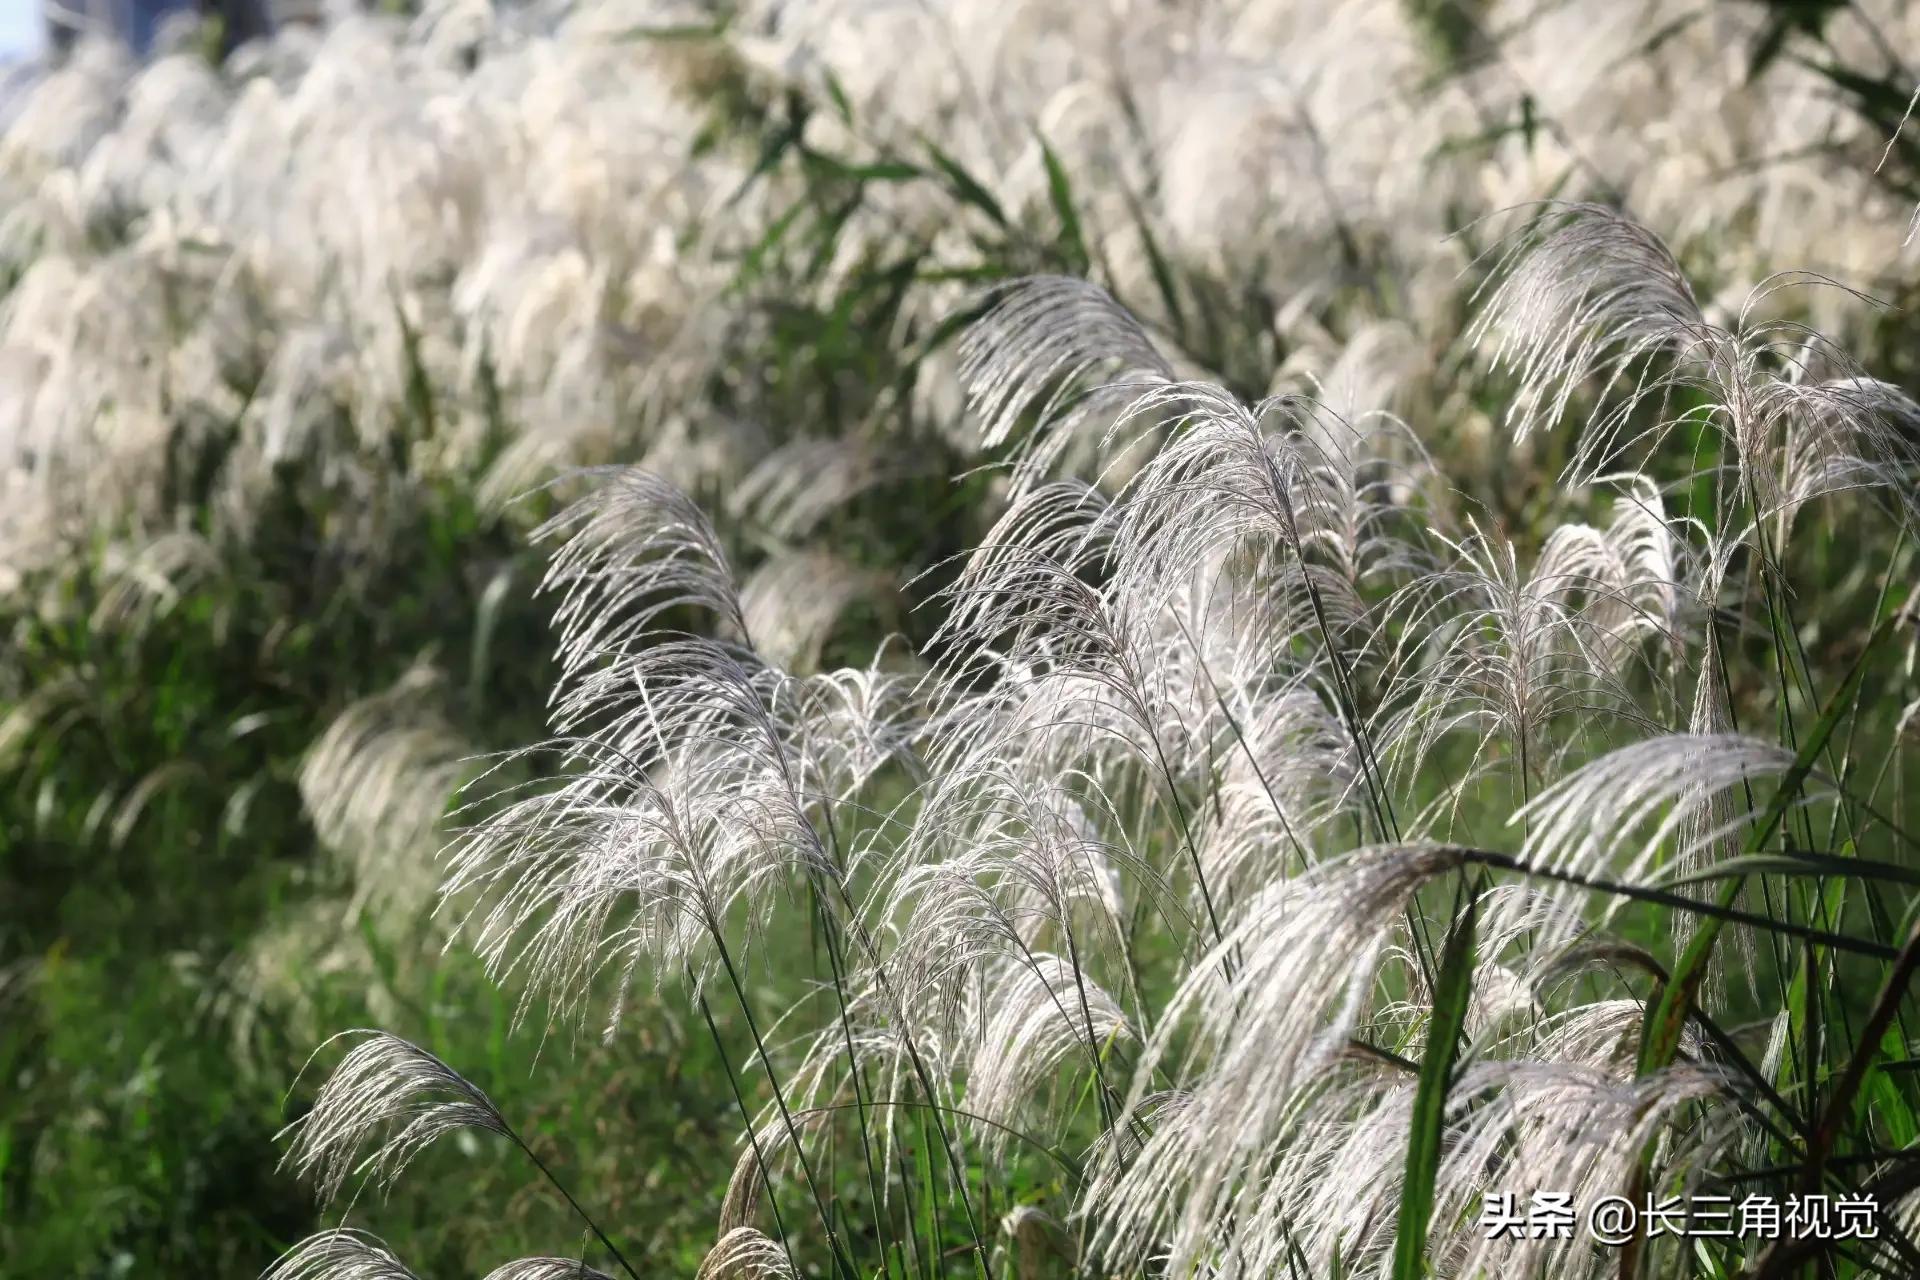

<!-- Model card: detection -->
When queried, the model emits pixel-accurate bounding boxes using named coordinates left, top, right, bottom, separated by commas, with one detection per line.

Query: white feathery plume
left=955, top=275, right=1173, bottom=491
left=442, top=563, right=926, bottom=1022
left=1194, top=681, right=1357, bottom=892
left=764, top=659, right=923, bottom=802
left=1083, top=1061, right=1406, bottom=1276
left=928, top=529, right=1189, bottom=801
left=1756, top=365, right=1920, bottom=540
left=87, top=528, right=224, bottom=635
left=1471, top=202, right=1707, bottom=447
left=279, top=1031, right=511, bottom=1205
left=696, top=1227, right=796, bottom=1280
left=1089, top=844, right=1467, bottom=1273
left=961, top=952, right=1129, bottom=1146
left=480, top=1259, right=618, bottom=1280
left=534, top=469, right=747, bottom=701
left=443, top=743, right=812, bottom=1022
left=928, top=478, right=1113, bottom=665
left=1474, top=208, right=1920, bottom=544
left=265, top=1230, right=423, bottom=1280
left=1102, top=385, right=1353, bottom=624
left=1433, top=1061, right=1749, bottom=1279
left=1502, top=732, right=1809, bottom=948
left=1576, top=473, right=1688, bottom=673
left=1382, top=474, right=1694, bottom=802
left=1522, top=998, right=1703, bottom=1077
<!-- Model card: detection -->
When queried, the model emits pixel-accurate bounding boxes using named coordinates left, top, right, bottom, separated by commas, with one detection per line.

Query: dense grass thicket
left=6, top=2, right=1920, bottom=1277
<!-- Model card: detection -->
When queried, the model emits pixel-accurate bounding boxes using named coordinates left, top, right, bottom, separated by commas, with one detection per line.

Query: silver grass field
left=6, top=3, right=1920, bottom=1279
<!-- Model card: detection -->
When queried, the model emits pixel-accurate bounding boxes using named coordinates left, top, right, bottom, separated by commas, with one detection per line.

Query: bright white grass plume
left=264, top=1228, right=621, bottom=1280
left=1473, top=204, right=1920, bottom=532
left=955, top=276, right=1173, bottom=489
left=279, top=1030, right=512, bottom=1206
left=0, top=3, right=747, bottom=598
left=533, top=467, right=749, bottom=696
left=1473, top=202, right=1707, bottom=444
left=1512, top=734, right=1808, bottom=915
left=264, top=1229, right=425, bottom=1280
left=696, top=1227, right=797, bottom=1280
left=730, top=437, right=927, bottom=542
left=1375, top=501, right=1685, bottom=812
left=1086, top=844, right=1468, bottom=1262
left=481, top=1261, right=618, bottom=1280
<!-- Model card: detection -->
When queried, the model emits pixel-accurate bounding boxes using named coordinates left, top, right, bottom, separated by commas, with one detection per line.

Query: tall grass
left=274, top=201, right=1920, bottom=1279
left=5, top=2, right=1920, bottom=1276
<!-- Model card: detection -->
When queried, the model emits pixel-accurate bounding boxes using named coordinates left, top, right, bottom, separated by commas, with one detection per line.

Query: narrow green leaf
left=800, top=148, right=923, bottom=183
left=925, top=142, right=1008, bottom=228
left=1638, top=616, right=1888, bottom=1077
left=726, top=104, right=807, bottom=209
left=390, top=287, right=436, bottom=446
left=1037, top=133, right=1088, bottom=274
left=822, top=69, right=854, bottom=125
left=1393, top=886, right=1478, bottom=1280
left=734, top=199, right=809, bottom=286
left=1658, top=850, right=1920, bottom=890
left=1123, top=184, right=1186, bottom=336
left=613, top=20, right=726, bottom=42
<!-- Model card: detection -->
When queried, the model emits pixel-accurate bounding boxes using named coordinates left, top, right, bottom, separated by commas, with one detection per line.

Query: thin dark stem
left=503, top=1129, right=641, bottom=1280
left=1456, top=848, right=1898, bottom=959
left=696, top=983, right=798, bottom=1279
left=709, top=922, right=861, bottom=1280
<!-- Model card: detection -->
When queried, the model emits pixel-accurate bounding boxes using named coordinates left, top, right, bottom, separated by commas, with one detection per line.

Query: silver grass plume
left=716, top=1108, right=831, bottom=1238
left=1471, top=202, right=1705, bottom=447
left=696, top=1226, right=797, bottom=1280
left=480, top=1260, right=618, bottom=1280
left=1504, top=732, right=1809, bottom=948
left=534, top=467, right=748, bottom=710
left=1104, top=386, right=1348, bottom=621
left=730, top=436, right=924, bottom=541
left=1474, top=206, right=1920, bottom=534
left=278, top=1030, right=511, bottom=1205
left=1089, top=844, right=1469, bottom=1272
left=1430, top=1062, right=1748, bottom=1279
left=739, top=549, right=890, bottom=673
left=956, top=275, right=1173, bottom=493
left=265, top=1230, right=423, bottom=1280
left=1376, top=511, right=1676, bottom=809
left=445, top=470, right=922, bottom=1020
left=87, top=528, right=223, bottom=635
left=442, top=741, right=818, bottom=1023
left=960, top=951, right=1129, bottom=1146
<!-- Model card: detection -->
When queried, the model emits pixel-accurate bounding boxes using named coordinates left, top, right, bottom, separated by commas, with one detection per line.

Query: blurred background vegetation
left=3, top=0, right=1920, bottom=1274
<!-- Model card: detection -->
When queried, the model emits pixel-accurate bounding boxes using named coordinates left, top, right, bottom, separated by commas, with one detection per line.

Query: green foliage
left=1392, top=886, right=1478, bottom=1280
